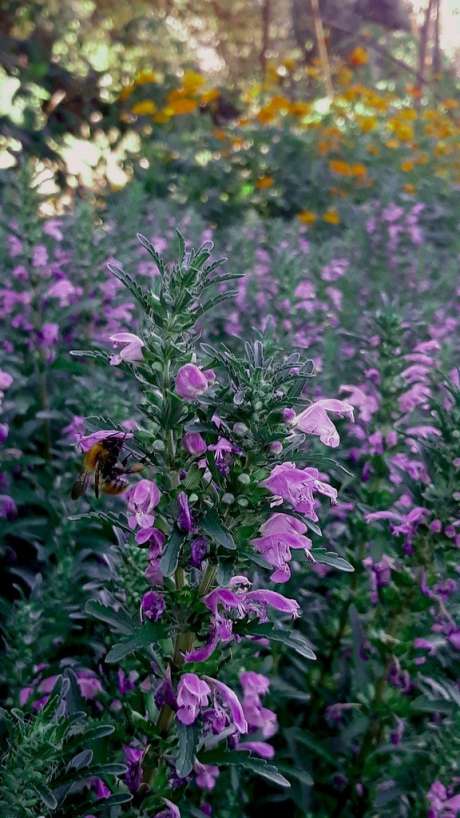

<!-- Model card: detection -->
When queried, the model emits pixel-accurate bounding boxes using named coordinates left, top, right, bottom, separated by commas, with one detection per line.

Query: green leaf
left=85, top=600, right=135, bottom=635
left=160, top=528, right=183, bottom=576
left=202, top=510, right=236, bottom=550
left=244, top=623, right=316, bottom=660
left=311, top=548, right=354, bottom=572
left=199, top=749, right=290, bottom=788
left=176, top=722, right=200, bottom=777
left=106, top=622, right=166, bottom=663
left=90, top=793, right=133, bottom=810
left=33, top=782, right=57, bottom=809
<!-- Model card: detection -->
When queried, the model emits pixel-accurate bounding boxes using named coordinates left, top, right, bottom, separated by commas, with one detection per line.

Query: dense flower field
left=1, top=61, right=460, bottom=818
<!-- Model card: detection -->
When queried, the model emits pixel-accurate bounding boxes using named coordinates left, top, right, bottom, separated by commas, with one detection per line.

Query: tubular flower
left=109, top=332, right=144, bottom=365
left=261, top=463, right=338, bottom=520
left=175, top=364, right=214, bottom=400
left=291, top=398, right=354, bottom=447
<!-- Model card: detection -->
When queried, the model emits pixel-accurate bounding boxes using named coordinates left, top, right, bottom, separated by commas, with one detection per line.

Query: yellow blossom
left=349, top=46, right=368, bottom=66
left=131, top=100, right=158, bottom=116
left=323, top=208, right=340, bottom=225
left=356, top=114, right=377, bottom=133
left=134, top=69, right=160, bottom=86
left=182, top=70, right=205, bottom=94
left=200, top=89, right=220, bottom=105
left=297, top=210, right=317, bottom=225
left=400, top=159, right=414, bottom=172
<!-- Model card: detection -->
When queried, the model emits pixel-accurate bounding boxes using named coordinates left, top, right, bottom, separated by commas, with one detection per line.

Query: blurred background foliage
left=0, top=0, right=458, bottom=203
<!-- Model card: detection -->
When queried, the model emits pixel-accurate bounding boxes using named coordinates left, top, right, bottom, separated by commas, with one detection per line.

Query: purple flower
left=79, top=429, right=132, bottom=453
left=153, top=798, right=181, bottom=818
left=141, top=590, right=165, bottom=622
left=176, top=673, right=211, bottom=725
left=109, top=332, right=144, bottom=365
left=183, top=432, right=207, bottom=456
left=0, top=371, right=13, bottom=392
left=90, top=778, right=111, bottom=799
left=190, top=536, right=209, bottom=568
left=175, top=364, right=213, bottom=400
left=261, top=463, right=337, bottom=520
left=0, top=423, right=9, bottom=443
left=63, top=415, right=85, bottom=442
left=127, top=479, right=161, bottom=531
left=185, top=577, right=299, bottom=661
left=117, top=669, right=138, bottom=694
left=123, top=745, right=144, bottom=793
left=76, top=671, right=103, bottom=699
left=203, top=676, right=248, bottom=734
left=194, top=761, right=220, bottom=791
left=236, top=741, right=275, bottom=758
left=46, top=279, right=82, bottom=307
left=250, top=512, right=312, bottom=582
left=0, top=495, right=17, bottom=520
left=177, top=492, right=192, bottom=532
left=291, top=399, right=354, bottom=447
left=427, top=780, right=460, bottom=818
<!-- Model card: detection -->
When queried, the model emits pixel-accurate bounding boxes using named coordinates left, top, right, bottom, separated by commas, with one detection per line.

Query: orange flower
left=168, top=98, right=198, bottom=116
left=329, top=159, right=351, bottom=176
left=256, top=175, right=274, bottom=190
left=400, top=159, right=414, bottom=173
left=349, top=46, right=368, bottom=66
left=288, top=101, right=311, bottom=118
left=297, top=210, right=317, bottom=225
left=351, top=162, right=367, bottom=178
left=323, top=208, right=340, bottom=225
left=403, top=183, right=416, bottom=194
left=356, top=114, right=377, bottom=133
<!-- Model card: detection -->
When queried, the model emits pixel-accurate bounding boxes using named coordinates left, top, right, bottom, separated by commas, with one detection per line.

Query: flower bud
left=238, top=473, right=250, bottom=485
left=222, top=493, right=235, bottom=505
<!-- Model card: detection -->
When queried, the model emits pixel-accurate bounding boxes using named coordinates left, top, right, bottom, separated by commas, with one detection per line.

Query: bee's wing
left=94, top=463, right=101, bottom=498
left=71, top=471, right=90, bottom=499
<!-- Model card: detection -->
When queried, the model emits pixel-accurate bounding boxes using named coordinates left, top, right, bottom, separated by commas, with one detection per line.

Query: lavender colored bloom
left=250, top=512, right=312, bottom=582
left=0, top=495, right=17, bottom=520
left=117, top=669, right=138, bottom=694
left=292, top=398, right=354, bottom=447
left=76, top=671, right=103, bottom=699
left=261, top=463, right=337, bottom=520
left=126, top=479, right=161, bottom=531
left=0, top=371, right=13, bottom=392
left=175, top=364, right=212, bottom=400
left=0, top=423, right=9, bottom=443
left=153, top=798, right=181, bottom=818
left=236, top=741, right=275, bottom=758
left=90, top=777, right=111, bottom=799
left=141, top=590, right=165, bottom=622
left=46, top=279, right=82, bottom=307
left=177, top=491, right=193, bottom=532
left=194, top=761, right=220, bottom=791
left=123, top=745, right=144, bottom=793
left=176, top=673, right=211, bottom=725
left=190, top=536, right=209, bottom=568
left=109, top=332, right=144, bottom=365
left=79, top=429, right=132, bottom=452
left=183, top=431, right=207, bottom=456
left=203, top=676, right=248, bottom=734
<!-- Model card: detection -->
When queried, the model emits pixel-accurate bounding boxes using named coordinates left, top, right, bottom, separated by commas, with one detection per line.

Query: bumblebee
left=71, top=435, right=143, bottom=499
